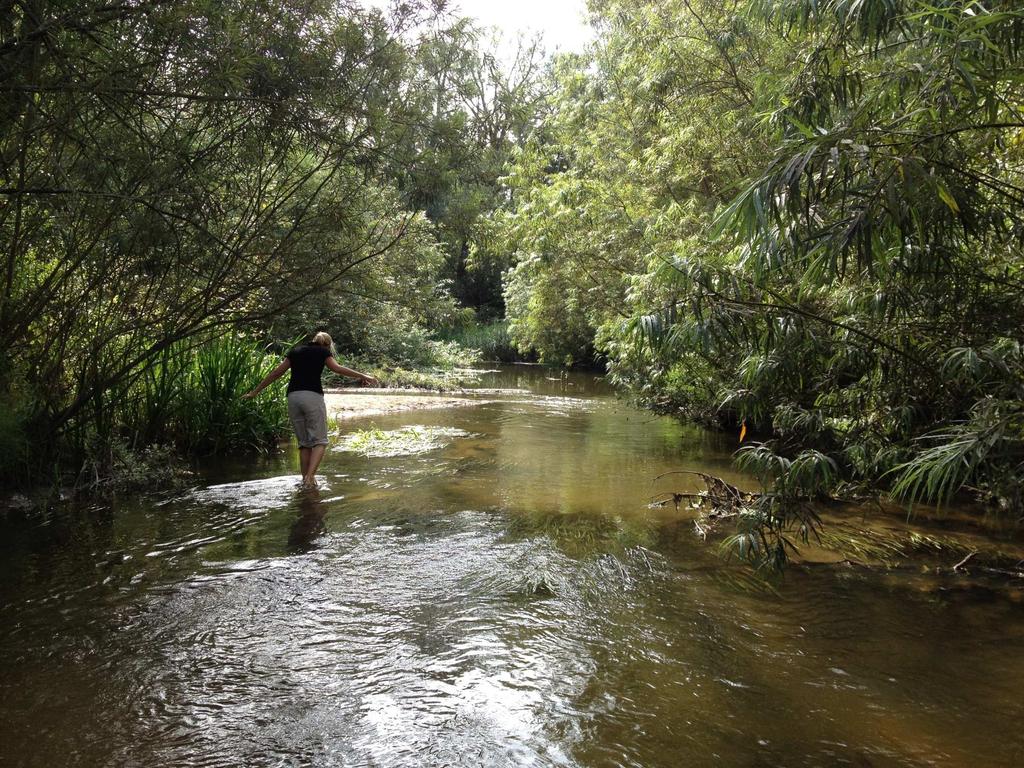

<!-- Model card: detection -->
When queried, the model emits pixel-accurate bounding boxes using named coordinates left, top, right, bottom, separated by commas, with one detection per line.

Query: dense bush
left=0, top=1, right=547, bottom=491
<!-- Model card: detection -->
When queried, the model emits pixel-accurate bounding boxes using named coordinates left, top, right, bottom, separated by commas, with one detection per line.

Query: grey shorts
left=287, top=391, right=329, bottom=448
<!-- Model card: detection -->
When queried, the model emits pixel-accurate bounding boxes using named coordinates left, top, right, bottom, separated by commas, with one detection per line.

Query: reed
left=439, top=320, right=521, bottom=362
left=176, top=336, right=290, bottom=452
left=123, top=335, right=290, bottom=455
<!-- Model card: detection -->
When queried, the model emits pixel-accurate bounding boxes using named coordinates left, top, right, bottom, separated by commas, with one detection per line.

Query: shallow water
left=1, top=366, right=1023, bottom=767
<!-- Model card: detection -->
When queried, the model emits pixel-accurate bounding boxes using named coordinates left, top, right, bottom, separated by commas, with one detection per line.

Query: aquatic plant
left=334, top=425, right=471, bottom=457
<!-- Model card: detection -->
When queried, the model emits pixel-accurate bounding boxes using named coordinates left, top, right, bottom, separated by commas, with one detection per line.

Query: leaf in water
left=739, top=421, right=747, bottom=443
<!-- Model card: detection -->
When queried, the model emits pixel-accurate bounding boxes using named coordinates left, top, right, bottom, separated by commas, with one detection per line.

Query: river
left=1, top=365, right=1022, bottom=767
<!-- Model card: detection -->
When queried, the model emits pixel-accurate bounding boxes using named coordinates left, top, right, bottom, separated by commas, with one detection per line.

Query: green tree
left=499, top=0, right=777, bottom=365
left=391, top=21, right=547, bottom=317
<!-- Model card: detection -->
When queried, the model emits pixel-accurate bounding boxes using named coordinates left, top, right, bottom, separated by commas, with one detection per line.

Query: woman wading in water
left=243, top=332, right=379, bottom=489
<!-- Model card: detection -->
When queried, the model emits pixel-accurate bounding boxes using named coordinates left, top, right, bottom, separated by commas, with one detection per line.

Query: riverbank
left=325, top=388, right=483, bottom=420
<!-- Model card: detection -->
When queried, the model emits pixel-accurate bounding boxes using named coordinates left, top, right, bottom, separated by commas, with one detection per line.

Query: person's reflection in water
left=288, top=487, right=328, bottom=551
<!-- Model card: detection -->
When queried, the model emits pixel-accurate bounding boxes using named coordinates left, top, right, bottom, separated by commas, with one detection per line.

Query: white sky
left=362, top=0, right=593, bottom=55
left=451, top=0, right=592, bottom=53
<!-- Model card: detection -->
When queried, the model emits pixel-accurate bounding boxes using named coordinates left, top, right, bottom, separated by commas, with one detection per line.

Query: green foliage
left=438, top=319, right=525, bottom=362
left=499, top=0, right=1024, bottom=564
left=721, top=444, right=837, bottom=570
left=0, top=387, right=40, bottom=487
left=890, top=398, right=1024, bottom=511
left=498, top=0, right=778, bottom=364
left=99, top=335, right=290, bottom=475
left=0, top=334, right=289, bottom=488
left=355, top=318, right=468, bottom=370
left=391, top=24, right=547, bottom=315
left=167, top=337, right=290, bottom=454
left=503, top=251, right=602, bottom=365
left=710, top=0, right=1024, bottom=524
left=0, top=0, right=427, bottom=450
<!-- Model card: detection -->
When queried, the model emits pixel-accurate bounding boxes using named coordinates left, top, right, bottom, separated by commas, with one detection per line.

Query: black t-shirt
left=286, top=344, right=332, bottom=394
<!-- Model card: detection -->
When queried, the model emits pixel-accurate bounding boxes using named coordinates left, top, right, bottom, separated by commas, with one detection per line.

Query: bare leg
left=299, top=447, right=311, bottom=479
left=303, top=444, right=327, bottom=487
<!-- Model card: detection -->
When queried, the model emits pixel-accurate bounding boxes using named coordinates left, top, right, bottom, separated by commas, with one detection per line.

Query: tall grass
left=439, top=320, right=522, bottom=362
left=129, top=335, right=290, bottom=454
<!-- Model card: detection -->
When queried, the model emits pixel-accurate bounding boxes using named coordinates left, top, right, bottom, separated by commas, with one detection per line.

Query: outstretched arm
left=326, top=357, right=380, bottom=387
left=242, top=358, right=290, bottom=399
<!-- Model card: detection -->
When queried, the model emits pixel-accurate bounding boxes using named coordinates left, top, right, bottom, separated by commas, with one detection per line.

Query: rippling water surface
left=2, top=366, right=1023, bottom=767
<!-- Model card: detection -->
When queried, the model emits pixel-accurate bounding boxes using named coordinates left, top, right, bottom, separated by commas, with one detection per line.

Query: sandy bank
left=324, top=388, right=481, bottom=420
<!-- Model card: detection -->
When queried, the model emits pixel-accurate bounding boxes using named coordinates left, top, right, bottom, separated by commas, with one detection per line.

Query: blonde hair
left=311, top=331, right=335, bottom=355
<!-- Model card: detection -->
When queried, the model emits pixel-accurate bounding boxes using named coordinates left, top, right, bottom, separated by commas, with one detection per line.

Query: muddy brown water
left=1, top=365, right=1023, bottom=767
